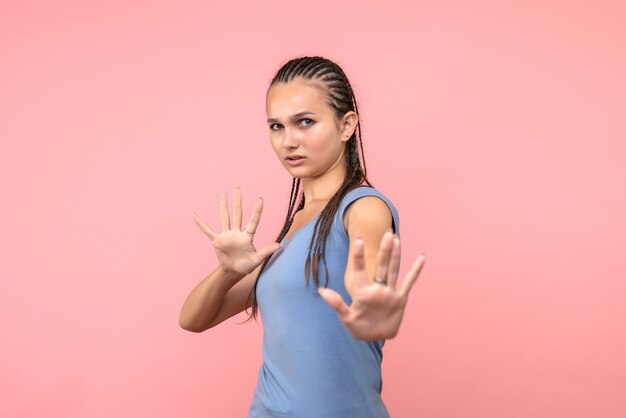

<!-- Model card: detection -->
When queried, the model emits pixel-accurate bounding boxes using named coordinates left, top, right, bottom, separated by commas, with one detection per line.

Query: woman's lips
left=286, top=156, right=306, bottom=166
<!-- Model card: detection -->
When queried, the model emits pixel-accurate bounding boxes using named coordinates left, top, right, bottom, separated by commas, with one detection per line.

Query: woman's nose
left=282, top=131, right=299, bottom=148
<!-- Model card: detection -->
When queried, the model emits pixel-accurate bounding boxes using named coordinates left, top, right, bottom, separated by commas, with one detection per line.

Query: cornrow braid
left=240, top=55, right=374, bottom=324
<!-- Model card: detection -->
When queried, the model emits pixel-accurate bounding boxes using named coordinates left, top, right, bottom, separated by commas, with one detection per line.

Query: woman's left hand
left=317, top=232, right=425, bottom=341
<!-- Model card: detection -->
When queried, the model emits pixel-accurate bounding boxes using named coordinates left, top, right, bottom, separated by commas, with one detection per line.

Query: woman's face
left=266, top=79, right=353, bottom=179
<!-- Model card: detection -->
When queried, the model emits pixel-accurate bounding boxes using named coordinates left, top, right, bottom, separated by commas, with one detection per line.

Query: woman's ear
left=341, top=111, right=358, bottom=140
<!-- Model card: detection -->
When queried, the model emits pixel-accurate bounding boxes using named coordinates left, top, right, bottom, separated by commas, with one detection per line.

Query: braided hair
left=241, top=55, right=373, bottom=323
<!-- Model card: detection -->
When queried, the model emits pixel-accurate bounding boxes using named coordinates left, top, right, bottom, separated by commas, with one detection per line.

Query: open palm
left=192, top=186, right=282, bottom=276
left=318, top=232, right=425, bottom=341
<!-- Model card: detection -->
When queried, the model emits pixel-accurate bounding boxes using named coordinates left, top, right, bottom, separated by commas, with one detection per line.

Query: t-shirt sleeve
left=337, top=186, right=401, bottom=241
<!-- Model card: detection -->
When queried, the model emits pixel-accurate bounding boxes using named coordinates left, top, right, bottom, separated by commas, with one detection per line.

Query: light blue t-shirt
left=247, top=186, right=401, bottom=418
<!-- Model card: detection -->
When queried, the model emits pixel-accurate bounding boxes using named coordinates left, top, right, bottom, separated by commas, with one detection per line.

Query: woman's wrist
left=216, top=263, right=245, bottom=286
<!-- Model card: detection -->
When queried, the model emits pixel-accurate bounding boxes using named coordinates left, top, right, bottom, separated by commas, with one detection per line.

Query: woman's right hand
left=192, top=186, right=282, bottom=277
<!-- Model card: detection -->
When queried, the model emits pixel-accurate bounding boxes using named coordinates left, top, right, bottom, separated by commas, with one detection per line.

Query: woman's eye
left=269, top=120, right=312, bottom=130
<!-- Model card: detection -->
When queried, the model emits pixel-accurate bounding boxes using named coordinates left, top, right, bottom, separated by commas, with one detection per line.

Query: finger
left=352, top=238, right=369, bottom=289
left=387, top=237, right=401, bottom=289
left=220, top=190, right=230, bottom=231
left=400, top=254, right=426, bottom=296
left=373, top=231, right=394, bottom=286
left=192, top=211, right=217, bottom=240
left=253, top=242, right=283, bottom=262
left=245, top=197, right=263, bottom=236
left=318, top=287, right=351, bottom=320
left=233, top=186, right=242, bottom=231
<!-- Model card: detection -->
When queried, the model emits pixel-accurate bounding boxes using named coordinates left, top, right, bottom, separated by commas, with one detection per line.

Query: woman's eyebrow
left=267, top=111, right=317, bottom=123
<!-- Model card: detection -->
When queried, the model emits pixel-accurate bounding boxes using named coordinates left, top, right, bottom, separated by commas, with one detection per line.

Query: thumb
left=255, top=242, right=283, bottom=261
left=318, top=287, right=350, bottom=319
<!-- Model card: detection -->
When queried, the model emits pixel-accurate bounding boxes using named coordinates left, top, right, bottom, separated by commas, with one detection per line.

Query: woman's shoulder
left=339, top=184, right=401, bottom=235
left=341, top=184, right=398, bottom=210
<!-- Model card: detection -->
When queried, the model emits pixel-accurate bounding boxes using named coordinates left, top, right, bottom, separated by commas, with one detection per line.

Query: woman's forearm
left=179, top=264, right=245, bottom=332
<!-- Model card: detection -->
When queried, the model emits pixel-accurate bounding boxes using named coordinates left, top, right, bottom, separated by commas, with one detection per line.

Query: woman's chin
left=285, top=168, right=310, bottom=179
left=284, top=165, right=305, bottom=175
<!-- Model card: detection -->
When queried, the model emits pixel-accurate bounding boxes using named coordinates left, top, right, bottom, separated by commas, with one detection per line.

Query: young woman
left=180, top=56, right=426, bottom=418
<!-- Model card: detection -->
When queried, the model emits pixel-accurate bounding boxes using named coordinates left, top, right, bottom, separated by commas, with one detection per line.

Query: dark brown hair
left=241, top=55, right=373, bottom=323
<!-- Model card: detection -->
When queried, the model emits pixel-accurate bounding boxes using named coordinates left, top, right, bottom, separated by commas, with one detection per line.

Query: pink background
left=1, top=1, right=625, bottom=417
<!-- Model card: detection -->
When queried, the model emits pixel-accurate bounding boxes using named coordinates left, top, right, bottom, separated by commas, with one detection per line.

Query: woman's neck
left=300, top=155, right=347, bottom=205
